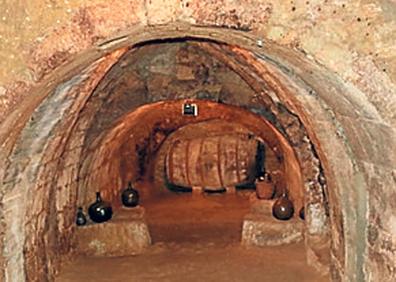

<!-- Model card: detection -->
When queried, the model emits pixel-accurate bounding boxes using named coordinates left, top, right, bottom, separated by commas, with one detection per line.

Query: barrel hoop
left=198, top=138, right=206, bottom=188
left=167, top=141, right=176, bottom=184
left=185, top=139, right=192, bottom=187
left=235, top=137, right=241, bottom=183
left=217, top=136, right=224, bottom=187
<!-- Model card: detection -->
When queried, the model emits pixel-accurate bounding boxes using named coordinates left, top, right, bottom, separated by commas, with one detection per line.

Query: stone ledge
left=74, top=206, right=151, bottom=257
left=242, top=201, right=304, bottom=247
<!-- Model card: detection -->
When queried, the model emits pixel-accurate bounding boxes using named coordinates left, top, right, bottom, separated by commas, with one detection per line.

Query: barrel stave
left=166, top=134, right=259, bottom=190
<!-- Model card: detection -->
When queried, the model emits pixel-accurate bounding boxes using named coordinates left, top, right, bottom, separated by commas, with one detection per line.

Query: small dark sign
left=182, top=103, right=198, bottom=116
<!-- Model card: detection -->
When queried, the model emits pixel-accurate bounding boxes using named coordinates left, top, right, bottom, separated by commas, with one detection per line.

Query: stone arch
left=0, top=24, right=393, bottom=282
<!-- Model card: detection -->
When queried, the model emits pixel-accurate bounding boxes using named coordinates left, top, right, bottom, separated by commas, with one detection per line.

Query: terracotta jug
left=255, top=173, right=274, bottom=200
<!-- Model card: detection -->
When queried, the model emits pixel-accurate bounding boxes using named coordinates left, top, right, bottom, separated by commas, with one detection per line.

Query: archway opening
left=1, top=35, right=342, bottom=282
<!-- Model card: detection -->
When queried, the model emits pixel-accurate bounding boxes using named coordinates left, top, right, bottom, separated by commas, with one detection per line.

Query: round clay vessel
left=88, top=192, right=113, bottom=223
left=299, top=206, right=305, bottom=220
left=121, top=182, right=139, bottom=208
left=272, top=193, right=294, bottom=220
left=76, top=207, right=87, bottom=226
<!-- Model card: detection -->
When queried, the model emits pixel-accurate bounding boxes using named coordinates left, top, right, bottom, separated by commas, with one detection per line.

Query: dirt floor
left=56, top=190, right=329, bottom=282
left=143, top=189, right=252, bottom=243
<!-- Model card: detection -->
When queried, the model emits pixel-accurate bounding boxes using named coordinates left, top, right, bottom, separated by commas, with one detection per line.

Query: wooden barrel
left=166, top=134, right=258, bottom=190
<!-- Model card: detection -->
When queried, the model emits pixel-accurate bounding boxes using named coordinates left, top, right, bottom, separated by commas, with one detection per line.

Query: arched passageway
left=1, top=25, right=392, bottom=282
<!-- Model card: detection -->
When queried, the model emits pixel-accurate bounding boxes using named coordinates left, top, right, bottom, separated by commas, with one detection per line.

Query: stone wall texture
left=0, top=1, right=395, bottom=282
left=0, top=1, right=395, bottom=123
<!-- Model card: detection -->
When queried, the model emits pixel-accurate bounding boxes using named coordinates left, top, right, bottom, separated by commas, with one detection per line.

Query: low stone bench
left=74, top=206, right=151, bottom=256
left=241, top=200, right=304, bottom=246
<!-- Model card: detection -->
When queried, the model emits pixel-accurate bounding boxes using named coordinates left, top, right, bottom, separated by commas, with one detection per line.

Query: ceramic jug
left=76, top=207, right=87, bottom=226
left=88, top=192, right=113, bottom=223
left=272, top=192, right=294, bottom=220
left=121, top=182, right=139, bottom=208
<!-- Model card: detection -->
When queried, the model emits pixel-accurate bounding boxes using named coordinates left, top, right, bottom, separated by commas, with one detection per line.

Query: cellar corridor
left=2, top=21, right=394, bottom=282
left=0, top=37, right=335, bottom=282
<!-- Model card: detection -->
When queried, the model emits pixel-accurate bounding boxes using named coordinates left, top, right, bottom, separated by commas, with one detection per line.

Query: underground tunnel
left=0, top=22, right=395, bottom=282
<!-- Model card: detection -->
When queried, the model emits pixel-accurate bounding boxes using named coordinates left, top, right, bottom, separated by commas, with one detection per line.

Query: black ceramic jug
left=121, top=182, right=139, bottom=207
left=272, top=193, right=294, bottom=221
left=76, top=207, right=87, bottom=226
left=299, top=206, right=305, bottom=220
left=88, top=192, right=113, bottom=223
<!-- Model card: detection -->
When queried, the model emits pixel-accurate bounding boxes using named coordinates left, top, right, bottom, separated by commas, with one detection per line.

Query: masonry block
left=74, top=207, right=151, bottom=256
left=242, top=200, right=304, bottom=246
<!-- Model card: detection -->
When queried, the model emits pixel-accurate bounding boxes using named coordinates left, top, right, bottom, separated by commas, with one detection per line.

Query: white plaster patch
left=0, top=86, right=6, bottom=97
left=390, top=215, right=396, bottom=244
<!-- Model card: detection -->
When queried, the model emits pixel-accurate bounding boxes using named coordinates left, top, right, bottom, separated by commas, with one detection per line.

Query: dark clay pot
left=272, top=193, right=294, bottom=221
left=121, top=182, right=139, bottom=208
left=88, top=192, right=113, bottom=223
left=299, top=206, right=305, bottom=220
left=76, top=207, right=87, bottom=226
